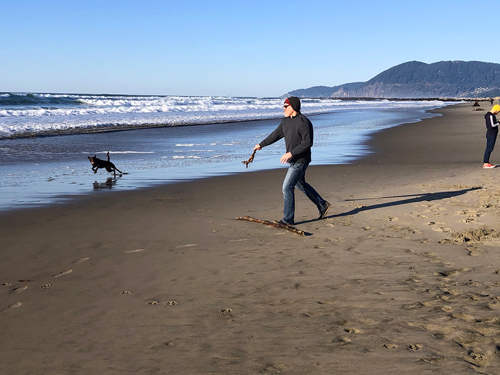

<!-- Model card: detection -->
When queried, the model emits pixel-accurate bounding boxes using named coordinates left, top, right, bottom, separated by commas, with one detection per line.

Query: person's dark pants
left=484, top=133, right=498, bottom=163
left=282, top=162, right=328, bottom=224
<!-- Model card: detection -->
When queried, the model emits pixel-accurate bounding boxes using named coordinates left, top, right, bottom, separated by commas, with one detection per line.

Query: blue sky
left=1, top=0, right=498, bottom=97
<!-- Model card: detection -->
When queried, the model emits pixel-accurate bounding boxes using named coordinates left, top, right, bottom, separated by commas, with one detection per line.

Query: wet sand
left=2, top=102, right=500, bottom=374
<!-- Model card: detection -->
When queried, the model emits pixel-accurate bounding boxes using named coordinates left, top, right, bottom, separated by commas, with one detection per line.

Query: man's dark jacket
left=259, top=113, right=313, bottom=164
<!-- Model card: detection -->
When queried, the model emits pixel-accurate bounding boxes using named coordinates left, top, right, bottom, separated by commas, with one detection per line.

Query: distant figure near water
left=483, top=105, right=500, bottom=169
left=253, top=97, right=330, bottom=225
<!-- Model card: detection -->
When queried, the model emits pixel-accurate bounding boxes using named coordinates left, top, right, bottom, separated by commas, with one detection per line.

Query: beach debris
left=125, top=249, right=145, bottom=253
left=52, top=269, right=73, bottom=278
left=472, top=101, right=484, bottom=111
left=0, top=302, right=22, bottom=313
left=242, top=149, right=257, bottom=169
left=73, top=257, right=90, bottom=263
left=235, top=216, right=307, bottom=236
left=175, top=244, right=197, bottom=248
left=10, top=285, right=28, bottom=294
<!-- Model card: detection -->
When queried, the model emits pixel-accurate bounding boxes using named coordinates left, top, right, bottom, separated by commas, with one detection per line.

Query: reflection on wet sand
left=93, top=176, right=120, bottom=189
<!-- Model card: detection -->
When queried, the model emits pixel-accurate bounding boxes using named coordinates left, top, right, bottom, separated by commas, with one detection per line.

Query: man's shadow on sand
left=297, top=187, right=482, bottom=224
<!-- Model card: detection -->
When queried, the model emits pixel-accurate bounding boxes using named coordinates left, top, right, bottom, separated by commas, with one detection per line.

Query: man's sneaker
left=274, top=219, right=294, bottom=227
left=483, top=163, right=496, bottom=169
left=318, top=201, right=331, bottom=220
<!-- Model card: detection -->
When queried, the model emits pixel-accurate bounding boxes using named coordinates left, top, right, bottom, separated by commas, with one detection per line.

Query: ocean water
left=0, top=93, right=457, bottom=212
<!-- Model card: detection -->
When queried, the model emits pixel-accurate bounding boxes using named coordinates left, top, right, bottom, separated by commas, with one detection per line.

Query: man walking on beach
left=483, top=104, right=500, bottom=169
left=254, top=97, right=330, bottom=225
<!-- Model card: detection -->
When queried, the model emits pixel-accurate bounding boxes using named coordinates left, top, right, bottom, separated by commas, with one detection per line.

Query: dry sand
left=2, top=102, right=500, bottom=374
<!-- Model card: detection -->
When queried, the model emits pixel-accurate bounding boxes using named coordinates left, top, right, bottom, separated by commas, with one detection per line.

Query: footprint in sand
left=147, top=300, right=159, bottom=305
left=467, top=293, right=484, bottom=301
left=467, top=246, right=480, bottom=256
left=165, top=301, right=177, bottom=306
left=336, top=336, right=352, bottom=343
left=344, top=328, right=363, bottom=334
left=438, top=269, right=469, bottom=278
left=317, top=300, right=336, bottom=305
left=465, top=279, right=481, bottom=286
left=0, top=302, right=22, bottom=313
left=261, top=364, right=285, bottom=374
left=220, top=308, right=233, bottom=317
left=52, top=269, right=73, bottom=278
left=449, top=312, right=475, bottom=322
left=468, top=351, right=487, bottom=365
left=383, top=343, right=398, bottom=349
left=486, top=302, right=500, bottom=310
left=422, top=355, right=446, bottom=364
left=407, top=344, right=422, bottom=351
left=10, top=285, right=28, bottom=294
left=439, top=306, right=453, bottom=312
left=176, top=244, right=197, bottom=248
left=421, top=252, right=441, bottom=263
left=2, top=282, right=13, bottom=287
left=121, top=290, right=131, bottom=295
left=40, top=284, right=52, bottom=290
left=433, top=227, right=451, bottom=233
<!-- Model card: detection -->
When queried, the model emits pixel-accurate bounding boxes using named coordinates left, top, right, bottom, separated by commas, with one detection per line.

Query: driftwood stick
left=236, top=216, right=306, bottom=236
left=242, top=149, right=257, bottom=169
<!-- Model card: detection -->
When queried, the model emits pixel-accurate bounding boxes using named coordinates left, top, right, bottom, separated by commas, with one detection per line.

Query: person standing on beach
left=253, top=97, right=330, bottom=226
left=483, top=104, right=500, bottom=169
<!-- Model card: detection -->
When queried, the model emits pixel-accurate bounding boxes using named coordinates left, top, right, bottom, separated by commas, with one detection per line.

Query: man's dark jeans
left=282, top=162, right=328, bottom=224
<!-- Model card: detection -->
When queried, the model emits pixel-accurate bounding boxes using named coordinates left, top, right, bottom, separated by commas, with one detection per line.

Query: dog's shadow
left=93, top=176, right=120, bottom=190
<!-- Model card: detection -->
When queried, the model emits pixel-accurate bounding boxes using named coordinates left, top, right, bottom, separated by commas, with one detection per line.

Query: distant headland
left=286, top=60, right=500, bottom=99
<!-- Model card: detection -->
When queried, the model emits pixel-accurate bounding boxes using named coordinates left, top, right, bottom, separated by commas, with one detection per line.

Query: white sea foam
left=0, top=93, right=454, bottom=138
left=81, top=151, right=155, bottom=154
